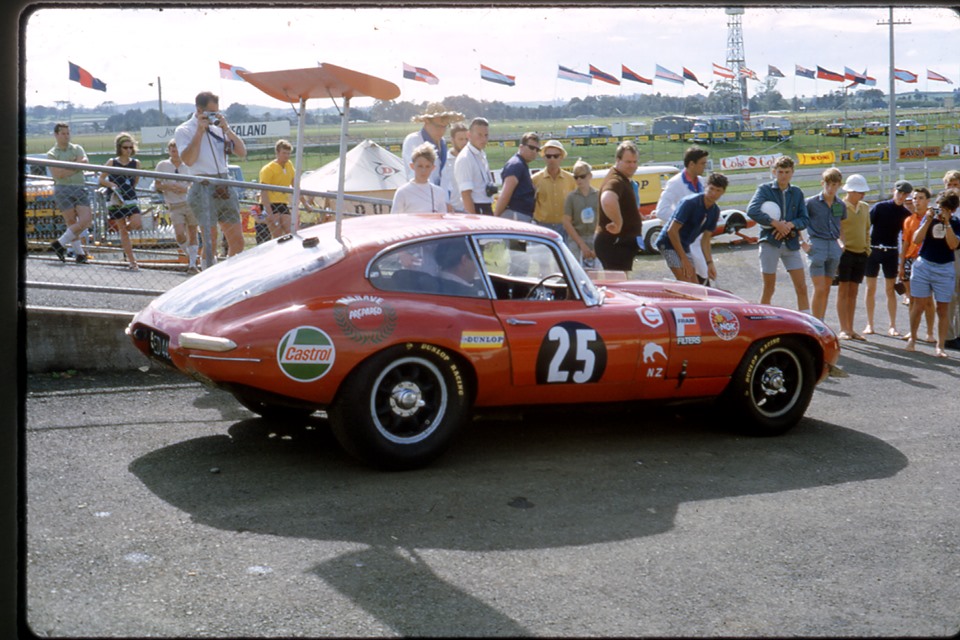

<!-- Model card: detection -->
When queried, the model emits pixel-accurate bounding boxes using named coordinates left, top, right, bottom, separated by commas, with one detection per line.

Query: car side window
left=477, top=236, right=572, bottom=301
left=369, top=238, right=488, bottom=299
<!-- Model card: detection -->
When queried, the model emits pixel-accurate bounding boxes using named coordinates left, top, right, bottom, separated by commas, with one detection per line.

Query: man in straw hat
left=402, top=102, right=465, bottom=189
left=533, top=139, right=576, bottom=239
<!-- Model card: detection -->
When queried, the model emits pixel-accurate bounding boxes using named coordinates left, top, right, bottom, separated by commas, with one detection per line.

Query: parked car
left=128, top=214, right=841, bottom=470
left=640, top=208, right=757, bottom=256
left=896, top=119, right=921, bottom=129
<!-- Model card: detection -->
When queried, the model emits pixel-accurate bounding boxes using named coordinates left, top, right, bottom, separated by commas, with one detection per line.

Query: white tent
left=299, top=139, right=407, bottom=201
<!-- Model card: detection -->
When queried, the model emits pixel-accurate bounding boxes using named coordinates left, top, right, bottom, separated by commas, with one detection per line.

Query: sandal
left=888, top=327, right=902, bottom=337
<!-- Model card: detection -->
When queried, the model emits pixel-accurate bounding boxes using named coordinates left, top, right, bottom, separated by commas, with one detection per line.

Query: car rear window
left=152, top=233, right=345, bottom=318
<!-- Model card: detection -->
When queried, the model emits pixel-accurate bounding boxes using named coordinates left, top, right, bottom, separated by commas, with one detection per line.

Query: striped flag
left=816, top=65, right=845, bottom=82
left=68, top=62, right=106, bottom=92
left=403, top=63, right=439, bottom=85
left=768, top=65, right=785, bottom=78
left=683, top=67, right=708, bottom=89
left=589, top=64, right=620, bottom=86
left=795, top=64, right=816, bottom=79
left=219, top=61, right=248, bottom=81
left=894, top=68, right=918, bottom=83
left=558, top=65, right=593, bottom=85
left=928, top=69, right=954, bottom=84
left=740, top=67, right=759, bottom=81
left=713, top=63, right=735, bottom=79
left=844, top=67, right=867, bottom=84
left=480, top=64, right=515, bottom=86
left=621, top=64, right=653, bottom=85
left=654, top=64, right=685, bottom=85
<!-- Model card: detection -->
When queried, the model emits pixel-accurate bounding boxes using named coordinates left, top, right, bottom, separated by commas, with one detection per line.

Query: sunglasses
left=121, top=145, right=135, bottom=150
left=525, top=144, right=541, bottom=152
left=574, top=174, right=590, bottom=180
left=544, top=153, right=561, bottom=159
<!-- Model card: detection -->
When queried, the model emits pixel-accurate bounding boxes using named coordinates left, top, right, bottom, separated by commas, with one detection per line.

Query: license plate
left=148, top=330, right=172, bottom=363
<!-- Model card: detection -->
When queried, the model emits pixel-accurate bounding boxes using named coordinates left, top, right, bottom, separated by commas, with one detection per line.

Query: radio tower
left=725, top=7, right=749, bottom=121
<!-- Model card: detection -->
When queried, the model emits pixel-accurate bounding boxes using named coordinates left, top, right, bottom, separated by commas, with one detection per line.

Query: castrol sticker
left=277, top=326, right=336, bottom=382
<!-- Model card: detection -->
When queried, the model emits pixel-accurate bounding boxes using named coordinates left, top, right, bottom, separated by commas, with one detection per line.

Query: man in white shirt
left=401, top=102, right=464, bottom=187
left=175, top=91, right=247, bottom=268
left=656, top=146, right=710, bottom=283
left=454, top=117, right=495, bottom=215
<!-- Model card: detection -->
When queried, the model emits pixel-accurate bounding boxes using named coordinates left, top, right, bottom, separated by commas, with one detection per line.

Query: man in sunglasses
left=494, top=132, right=539, bottom=223
left=532, top=140, right=576, bottom=240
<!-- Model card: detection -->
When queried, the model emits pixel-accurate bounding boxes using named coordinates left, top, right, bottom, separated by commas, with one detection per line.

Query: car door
left=476, top=235, right=642, bottom=404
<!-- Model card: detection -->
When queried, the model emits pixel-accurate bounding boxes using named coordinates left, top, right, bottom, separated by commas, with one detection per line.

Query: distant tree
left=224, top=103, right=251, bottom=122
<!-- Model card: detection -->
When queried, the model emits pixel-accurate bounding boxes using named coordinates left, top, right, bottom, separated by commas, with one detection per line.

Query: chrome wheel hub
left=390, top=382, right=424, bottom=417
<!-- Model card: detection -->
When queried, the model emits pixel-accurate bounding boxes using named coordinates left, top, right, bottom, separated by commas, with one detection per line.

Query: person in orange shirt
left=900, top=187, right=935, bottom=343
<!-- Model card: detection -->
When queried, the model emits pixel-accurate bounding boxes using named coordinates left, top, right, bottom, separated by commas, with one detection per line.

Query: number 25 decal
left=535, top=321, right=607, bottom=384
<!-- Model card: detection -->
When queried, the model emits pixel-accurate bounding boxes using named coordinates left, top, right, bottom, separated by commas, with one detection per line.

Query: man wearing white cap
left=533, top=140, right=576, bottom=239
left=402, top=102, right=465, bottom=188
left=836, top=174, right=872, bottom=341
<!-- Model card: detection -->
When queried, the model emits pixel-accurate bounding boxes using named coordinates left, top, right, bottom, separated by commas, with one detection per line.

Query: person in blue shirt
left=747, top=156, right=810, bottom=313
left=494, top=132, right=539, bottom=223
left=656, top=172, right=729, bottom=283
left=905, top=188, right=960, bottom=358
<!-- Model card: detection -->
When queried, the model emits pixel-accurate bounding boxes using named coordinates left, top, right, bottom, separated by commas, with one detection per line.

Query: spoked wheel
left=722, top=337, right=816, bottom=435
left=329, top=344, right=470, bottom=470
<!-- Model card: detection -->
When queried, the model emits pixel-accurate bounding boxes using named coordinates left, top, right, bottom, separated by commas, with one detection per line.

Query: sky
left=20, top=4, right=960, bottom=112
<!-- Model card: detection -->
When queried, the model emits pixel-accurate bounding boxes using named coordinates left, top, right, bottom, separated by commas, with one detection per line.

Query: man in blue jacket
left=747, top=156, right=810, bottom=313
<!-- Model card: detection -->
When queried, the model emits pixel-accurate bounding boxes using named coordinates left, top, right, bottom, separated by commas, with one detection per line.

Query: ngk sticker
left=709, top=307, right=740, bottom=341
left=277, top=326, right=336, bottom=382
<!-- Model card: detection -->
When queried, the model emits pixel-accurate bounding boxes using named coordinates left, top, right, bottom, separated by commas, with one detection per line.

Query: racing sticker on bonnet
left=709, top=307, right=740, bottom=340
left=277, top=326, right=336, bottom=382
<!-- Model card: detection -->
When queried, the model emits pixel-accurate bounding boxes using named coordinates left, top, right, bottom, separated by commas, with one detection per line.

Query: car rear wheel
left=329, top=344, right=470, bottom=470
left=723, top=337, right=816, bottom=435
left=644, top=224, right=663, bottom=255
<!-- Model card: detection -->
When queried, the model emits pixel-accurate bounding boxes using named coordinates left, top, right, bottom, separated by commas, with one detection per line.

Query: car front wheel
left=329, top=344, right=470, bottom=470
left=644, top=224, right=663, bottom=255
left=723, top=337, right=816, bottom=435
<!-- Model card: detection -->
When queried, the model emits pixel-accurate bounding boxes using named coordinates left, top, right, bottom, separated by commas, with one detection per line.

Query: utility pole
left=148, top=76, right=163, bottom=124
left=878, top=8, right=911, bottom=173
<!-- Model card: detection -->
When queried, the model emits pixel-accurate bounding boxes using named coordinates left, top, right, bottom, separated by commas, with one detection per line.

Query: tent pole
left=291, top=96, right=307, bottom=235
left=335, top=96, right=351, bottom=243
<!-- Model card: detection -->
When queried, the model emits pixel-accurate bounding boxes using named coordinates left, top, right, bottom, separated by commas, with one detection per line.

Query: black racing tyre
left=644, top=224, right=663, bottom=255
left=329, top=343, right=471, bottom=470
left=722, top=336, right=816, bottom=435
left=723, top=213, right=746, bottom=236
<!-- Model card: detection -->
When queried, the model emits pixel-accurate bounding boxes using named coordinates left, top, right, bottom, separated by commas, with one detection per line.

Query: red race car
left=128, top=214, right=841, bottom=470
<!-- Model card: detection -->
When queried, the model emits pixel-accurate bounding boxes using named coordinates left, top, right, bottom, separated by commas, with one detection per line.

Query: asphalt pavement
left=19, top=238, right=960, bottom=637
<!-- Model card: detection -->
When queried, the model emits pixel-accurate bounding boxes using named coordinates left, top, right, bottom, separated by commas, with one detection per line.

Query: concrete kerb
left=27, top=306, right=146, bottom=373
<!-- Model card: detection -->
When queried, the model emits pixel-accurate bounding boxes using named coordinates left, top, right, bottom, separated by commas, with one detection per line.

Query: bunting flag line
left=403, top=63, right=439, bottom=85
left=589, top=64, right=621, bottom=86
left=68, top=61, right=107, bottom=92
left=768, top=65, right=785, bottom=78
left=894, top=68, right=918, bottom=83
left=712, top=63, right=735, bottom=79
left=655, top=64, right=685, bottom=84
left=928, top=69, right=954, bottom=84
left=557, top=65, right=593, bottom=85
left=621, top=64, right=653, bottom=85
left=796, top=64, right=816, bottom=79
left=816, top=65, right=845, bottom=82
left=683, top=67, right=708, bottom=89
left=219, top=61, right=248, bottom=81
left=480, top=64, right=516, bottom=86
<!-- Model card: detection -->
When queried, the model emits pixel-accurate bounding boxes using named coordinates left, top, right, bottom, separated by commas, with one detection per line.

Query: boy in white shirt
left=391, top=143, right=452, bottom=213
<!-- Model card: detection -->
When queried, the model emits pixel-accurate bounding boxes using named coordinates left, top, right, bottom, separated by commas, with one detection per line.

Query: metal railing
left=23, top=157, right=392, bottom=297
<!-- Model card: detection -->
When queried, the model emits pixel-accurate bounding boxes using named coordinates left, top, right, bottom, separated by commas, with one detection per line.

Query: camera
left=485, top=184, right=499, bottom=197
left=204, top=111, right=221, bottom=126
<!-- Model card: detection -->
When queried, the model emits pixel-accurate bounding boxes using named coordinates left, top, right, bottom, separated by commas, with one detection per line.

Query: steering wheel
left=526, top=273, right=566, bottom=300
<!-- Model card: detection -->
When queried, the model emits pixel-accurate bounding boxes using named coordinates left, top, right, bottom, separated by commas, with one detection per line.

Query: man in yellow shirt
left=532, top=140, right=576, bottom=240
left=836, top=174, right=873, bottom=341
left=259, top=139, right=298, bottom=238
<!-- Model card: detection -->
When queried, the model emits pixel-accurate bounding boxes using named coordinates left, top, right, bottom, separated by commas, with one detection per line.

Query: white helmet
left=760, top=200, right=782, bottom=221
left=842, top=174, right=871, bottom=193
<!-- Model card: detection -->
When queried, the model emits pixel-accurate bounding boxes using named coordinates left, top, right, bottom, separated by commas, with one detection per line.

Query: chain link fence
left=23, top=157, right=392, bottom=297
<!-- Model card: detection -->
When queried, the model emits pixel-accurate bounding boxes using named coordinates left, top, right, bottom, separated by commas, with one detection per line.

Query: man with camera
left=175, top=91, right=247, bottom=268
left=455, top=117, right=496, bottom=215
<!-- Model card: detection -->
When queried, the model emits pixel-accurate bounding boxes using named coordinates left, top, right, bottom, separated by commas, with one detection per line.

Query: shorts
left=535, top=220, right=567, bottom=241
left=909, top=257, right=956, bottom=303
left=837, top=250, right=868, bottom=284
left=594, top=231, right=638, bottom=271
left=107, top=204, right=140, bottom=220
left=167, top=200, right=198, bottom=227
left=807, top=237, right=843, bottom=278
left=474, top=202, right=494, bottom=215
left=268, top=203, right=291, bottom=216
left=54, top=184, right=90, bottom=210
left=759, top=241, right=805, bottom=274
left=661, top=247, right=693, bottom=270
left=902, top=257, right=916, bottom=282
left=866, top=247, right=899, bottom=279
left=188, top=180, right=241, bottom=227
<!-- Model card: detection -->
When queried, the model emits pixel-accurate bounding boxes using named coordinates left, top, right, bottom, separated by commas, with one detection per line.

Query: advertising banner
left=797, top=151, right=836, bottom=165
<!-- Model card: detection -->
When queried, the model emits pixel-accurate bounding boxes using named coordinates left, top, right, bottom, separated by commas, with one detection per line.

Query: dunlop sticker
left=460, top=331, right=505, bottom=350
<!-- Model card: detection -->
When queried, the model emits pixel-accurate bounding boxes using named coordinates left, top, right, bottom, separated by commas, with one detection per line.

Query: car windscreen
left=152, top=234, right=345, bottom=318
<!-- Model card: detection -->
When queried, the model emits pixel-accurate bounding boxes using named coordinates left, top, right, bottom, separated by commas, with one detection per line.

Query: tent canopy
left=237, top=64, right=400, bottom=103
left=300, top=140, right=406, bottom=194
